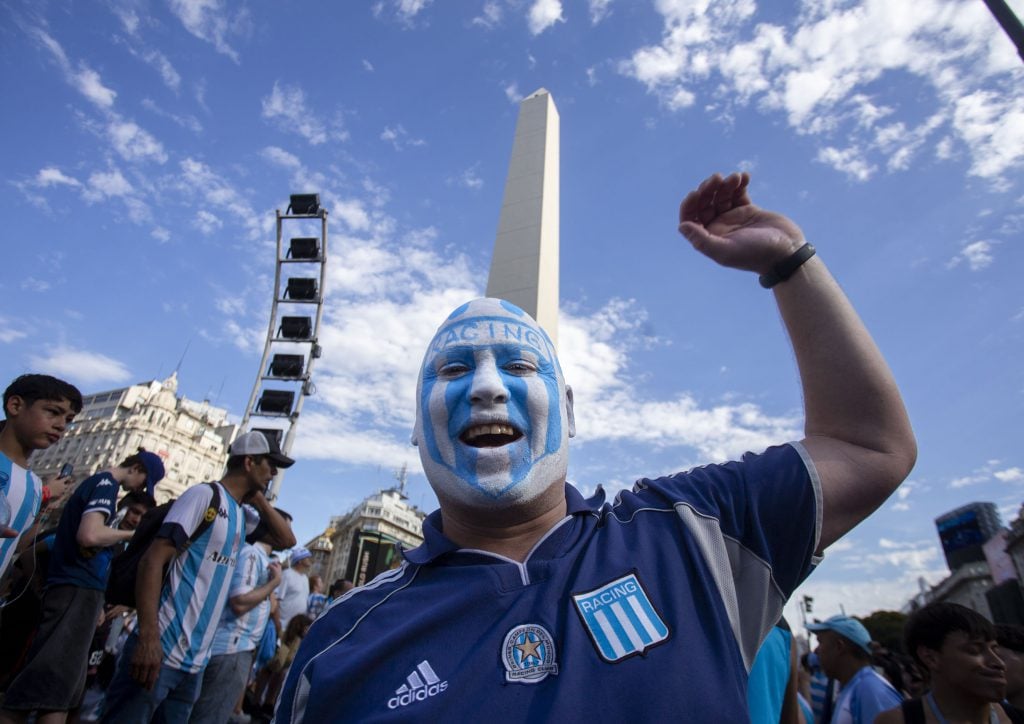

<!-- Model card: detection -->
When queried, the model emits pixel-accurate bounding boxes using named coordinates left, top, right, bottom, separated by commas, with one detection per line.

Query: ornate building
left=31, top=372, right=237, bottom=505
left=305, top=487, right=425, bottom=587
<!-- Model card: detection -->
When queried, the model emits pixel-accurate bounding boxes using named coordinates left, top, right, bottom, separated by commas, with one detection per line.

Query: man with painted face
left=276, top=171, right=917, bottom=721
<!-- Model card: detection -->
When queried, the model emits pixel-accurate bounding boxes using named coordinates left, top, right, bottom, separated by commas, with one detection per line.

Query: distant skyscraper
left=935, top=501, right=1003, bottom=571
left=486, top=88, right=560, bottom=347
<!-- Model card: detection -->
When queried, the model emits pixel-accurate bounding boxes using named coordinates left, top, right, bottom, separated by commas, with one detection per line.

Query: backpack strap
left=179, top=482, right=221, bottom=553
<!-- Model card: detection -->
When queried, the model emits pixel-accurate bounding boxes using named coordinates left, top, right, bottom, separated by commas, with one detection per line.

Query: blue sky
left=2, top=0, right=1022, bottom=632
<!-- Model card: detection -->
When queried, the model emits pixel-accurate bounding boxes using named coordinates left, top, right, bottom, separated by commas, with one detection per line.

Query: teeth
left=465, top=423, right=515, bottom=439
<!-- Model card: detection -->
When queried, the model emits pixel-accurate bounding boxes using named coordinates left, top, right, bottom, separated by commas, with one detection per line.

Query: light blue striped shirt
left=211, top=543, right=272, bottom=655
left=156, top=482, right=258, bottom=672
left=0, top=452, right=42, bottom=581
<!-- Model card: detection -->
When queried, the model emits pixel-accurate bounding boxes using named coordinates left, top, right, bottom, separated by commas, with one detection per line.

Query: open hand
left=678, top=172, right=805, bottom=275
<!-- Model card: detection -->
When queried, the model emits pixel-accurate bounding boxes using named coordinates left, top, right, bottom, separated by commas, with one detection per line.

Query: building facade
left=305, top=488, right=425, bottom=587
left=31, top=372, right=237, bottom=505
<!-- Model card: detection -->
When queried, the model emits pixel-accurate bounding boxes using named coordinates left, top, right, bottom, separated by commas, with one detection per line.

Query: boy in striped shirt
left=0, top=374, right=82, bottom=582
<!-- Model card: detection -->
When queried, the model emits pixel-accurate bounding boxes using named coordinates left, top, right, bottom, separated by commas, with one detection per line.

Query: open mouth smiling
left=460, top=423, right=524, bottom=448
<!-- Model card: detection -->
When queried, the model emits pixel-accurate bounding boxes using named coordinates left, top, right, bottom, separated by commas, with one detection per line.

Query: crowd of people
left=0, top=171, right=1015, bottom=722
left=0, top=376, right=351, bottom=723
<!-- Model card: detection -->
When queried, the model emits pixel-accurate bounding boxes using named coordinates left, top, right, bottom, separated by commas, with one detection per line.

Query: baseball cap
left=290, top=547, right=312, bottom=566
left=229, top=431, right=295, bottom=469
left=807, top=615, right=873, bottom=655
left=137, top=450, right=166, bottom=498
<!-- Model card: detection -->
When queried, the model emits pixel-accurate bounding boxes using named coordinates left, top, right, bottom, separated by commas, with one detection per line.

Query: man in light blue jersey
left=188, top=509, right=291, bottom=724
left=276, top=172, right=918, bottom=721
left=0, top=374, right=81, bottom=583
left=101, top=431, right=296, bottom=723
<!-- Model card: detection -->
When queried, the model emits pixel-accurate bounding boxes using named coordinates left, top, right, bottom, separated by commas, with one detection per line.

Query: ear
left=565, top=385, right=576, bottom=439
left=916, top=645, right=940, bottom=671
left=5, top=394, right=25, bottom=417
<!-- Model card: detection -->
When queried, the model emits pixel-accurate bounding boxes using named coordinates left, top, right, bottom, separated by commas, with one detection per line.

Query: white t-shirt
left=277, top=566, right=310, bottom=629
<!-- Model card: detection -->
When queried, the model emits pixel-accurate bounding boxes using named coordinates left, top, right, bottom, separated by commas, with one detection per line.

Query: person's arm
left=245, top=491, right=296, bottom=550
left=230, top=561, right=282, bottom=616
left=132, top=537, right=176, bottom=690
left=679, top=172, right=916, bottom=552
left=77, top=511, right=133, bottom=548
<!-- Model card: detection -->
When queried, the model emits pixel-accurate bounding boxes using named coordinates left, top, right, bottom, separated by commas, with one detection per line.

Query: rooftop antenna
left=394, top=462, right=408, bottom=497
left=175, top=336, right=193, bottom=376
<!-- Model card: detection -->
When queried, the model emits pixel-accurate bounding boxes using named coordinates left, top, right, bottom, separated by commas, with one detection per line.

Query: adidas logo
left=386, top=660, right=448, bottom=710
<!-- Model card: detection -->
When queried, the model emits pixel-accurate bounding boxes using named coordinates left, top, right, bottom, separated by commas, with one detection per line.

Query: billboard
left=937, top=509, right=985, bottom=553
left=345, top=529, right=403, bottom=587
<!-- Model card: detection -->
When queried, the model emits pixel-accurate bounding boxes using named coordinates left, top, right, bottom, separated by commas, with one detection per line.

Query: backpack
left=106, top=482, right=221, bottom=607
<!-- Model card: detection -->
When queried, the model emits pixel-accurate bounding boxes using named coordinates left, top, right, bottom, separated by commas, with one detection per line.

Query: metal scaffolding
left=241, top=195, right=328, bottom=500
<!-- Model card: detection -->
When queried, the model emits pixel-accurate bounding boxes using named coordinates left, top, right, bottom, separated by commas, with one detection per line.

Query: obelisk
left=485, top=88, right=560, bottom=347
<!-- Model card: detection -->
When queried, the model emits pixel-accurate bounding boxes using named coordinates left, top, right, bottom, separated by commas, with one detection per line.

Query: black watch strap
left=758, top=243, right=816, bottom=289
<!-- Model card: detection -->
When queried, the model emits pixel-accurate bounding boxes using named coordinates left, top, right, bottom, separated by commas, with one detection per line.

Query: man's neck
left=440, top=492, right=568, bottom=563
left=836, top=660, right=870, bottom=687
left=0, top=428, right=29, bottom=468
left=930, top=684, right=996, bottom=723
left=219, top=473, right=250, bottom=504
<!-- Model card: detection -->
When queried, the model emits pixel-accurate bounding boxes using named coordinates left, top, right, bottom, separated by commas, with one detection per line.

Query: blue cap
left=807, top=615, right=873, bottom=655
left=137, top=451, right=166, bottom=498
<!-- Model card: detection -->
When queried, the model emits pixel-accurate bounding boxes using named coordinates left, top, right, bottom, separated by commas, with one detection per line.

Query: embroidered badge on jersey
left=572, top=572, right=670, bottom=663
left=501, top=623, right=558, bottom=683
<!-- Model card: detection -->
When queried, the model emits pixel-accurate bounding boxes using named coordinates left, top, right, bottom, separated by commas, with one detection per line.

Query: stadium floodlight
left=288, top=237, right=320, bottom=259
left=252, top=427, right=284, bottom=448
left=287, top=194, right=320, bottom=215
left=279, top=316, right=312, bottom=340
left=285, top=278, right=318, bottom=301
left=268, top=354, right=304, bottom=378
left=256, top=390, right=295, bottom=415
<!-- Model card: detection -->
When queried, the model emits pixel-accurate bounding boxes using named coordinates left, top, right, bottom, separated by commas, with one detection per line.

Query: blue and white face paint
left=412, top=298, right=575, bottom=510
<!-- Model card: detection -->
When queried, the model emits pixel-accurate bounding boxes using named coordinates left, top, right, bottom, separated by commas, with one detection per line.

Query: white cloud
left=362, top=59, right=375, bottom=72
left=472, top=1, right=503, bottom=29
left=261, top=146, right=302, bottom=169
left=35, top=167, right=81, bottom=188
left=107, top=120, right=168, bottom=163
left=152, top=227, right=171, bottom=243
left=816, top=146, right=877, bottom=181
left=504, top=83, right=522, bottom=103
left=28, top=345, right=133, bottom=385
left=262, top=82, right=347, bottom=145
left=618, top=0, right=1024, bottom=182
left=0, top=317, right=27, bottom=344
left=83, top=169, right=133, bottom=201
left=193, top=209, right=223, bottom=235
left=175, top=157, right=264, bottom=240
left=452, top=166, right=483, bottom=190
left=21, top=277, right=51, bottom=293
left=396, top=0, right=433, bottom=22
left=380, top=124, right=426, bottom=151
left=141, top=99, right=202, bottom=133
left=995, top=467, right=1024, bottom=483
left=948, top=240, right=995, bottom=271
left=167, top=0, right=245, bottom=62
left=31, top=28, right=117, bottom=108
left=528, top=0, right=565, bottom=35
left=589, top=0, right=612, bottom=24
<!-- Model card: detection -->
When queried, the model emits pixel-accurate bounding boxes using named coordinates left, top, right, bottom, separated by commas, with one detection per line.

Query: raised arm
left=679, top=172, right=916, bottom=551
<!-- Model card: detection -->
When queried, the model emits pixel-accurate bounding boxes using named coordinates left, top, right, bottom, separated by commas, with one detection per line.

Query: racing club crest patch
left=572, top=572, right=670, bottom=663
left=501, top=623, right=558, bottom=684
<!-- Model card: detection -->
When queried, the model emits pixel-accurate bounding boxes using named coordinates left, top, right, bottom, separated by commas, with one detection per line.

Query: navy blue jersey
left=277, top=443, right=821, bottom=722
left=48, top=472, right=120, bottom=590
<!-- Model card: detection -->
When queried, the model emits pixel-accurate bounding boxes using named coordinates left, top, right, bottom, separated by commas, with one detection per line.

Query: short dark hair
left=996, top=624, right=1024, bottom=653
left=3, top=374, right=83, bottom=416
left=118, top=450, right=149, bottom=471
left=905, top=603, right=995, bottom=667
left=226, top=453, right=269, bottom=472
left=245, top=507, right=292, bottom=546
left=117, top=490, right=157, bottom=511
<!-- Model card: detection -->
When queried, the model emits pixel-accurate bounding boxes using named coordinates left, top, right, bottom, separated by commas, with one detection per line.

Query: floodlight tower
left=241, top=194, right=328, bottom=500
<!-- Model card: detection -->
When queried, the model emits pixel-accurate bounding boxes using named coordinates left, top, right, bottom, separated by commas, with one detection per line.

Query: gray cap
left=229, top=431, right=295, bottom=469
